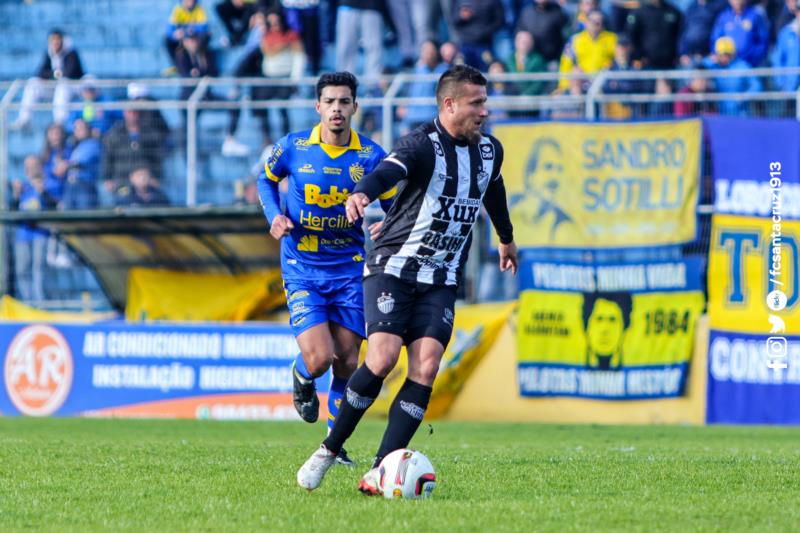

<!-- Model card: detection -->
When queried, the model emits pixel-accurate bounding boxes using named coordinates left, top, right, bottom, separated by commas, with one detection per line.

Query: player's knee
left=366, top=350, right=399, bottom=378
left=409, top=360, right=438, bottom=386
left=304, top=349, right=334, bottom=377
left=333, top=349, right=358, bottom=376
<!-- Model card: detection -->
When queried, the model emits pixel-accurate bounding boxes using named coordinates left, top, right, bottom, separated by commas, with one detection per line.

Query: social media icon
left=765, top=336, right=788, bottom=358
left=766, top=290, right=788, bottom=311
left=768, top=315, right=786, bottom=334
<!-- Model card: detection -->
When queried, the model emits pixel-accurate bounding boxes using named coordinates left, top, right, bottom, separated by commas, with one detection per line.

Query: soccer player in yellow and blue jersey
left=257, top=72, right=395, bottom=466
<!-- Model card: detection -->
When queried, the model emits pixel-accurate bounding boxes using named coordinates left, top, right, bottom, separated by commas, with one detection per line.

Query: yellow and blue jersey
left=257, top=125, right=395, bottom=281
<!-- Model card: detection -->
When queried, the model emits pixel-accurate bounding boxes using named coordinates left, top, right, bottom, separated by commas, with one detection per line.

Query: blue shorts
left=284, top=276, right=365, bottom=338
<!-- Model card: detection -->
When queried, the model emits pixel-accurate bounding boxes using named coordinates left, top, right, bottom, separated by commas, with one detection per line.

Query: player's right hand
left=345, top=192, right=370, bottom=223
left=270, top=214, right=294, bottom=240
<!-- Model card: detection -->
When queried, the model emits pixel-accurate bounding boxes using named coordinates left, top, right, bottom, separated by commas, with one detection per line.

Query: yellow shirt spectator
left=557, top=12, right=617, bottom=92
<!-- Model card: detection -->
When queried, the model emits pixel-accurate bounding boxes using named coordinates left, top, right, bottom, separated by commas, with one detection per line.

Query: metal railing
left=1, top=67, right=798, bottom=303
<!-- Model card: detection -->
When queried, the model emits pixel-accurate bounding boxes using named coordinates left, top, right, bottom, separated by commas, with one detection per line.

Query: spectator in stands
left=626, top=0, right=682, bottom=69
left=452, top=0, right=506, bottom=71
left=774, top=0, right=798, bottom=37
left=397, top=40, right=448, bottom=133
left=516, top=0, right=570, bottom=67
left=603, top=36, right=644, bottom=118
left=166, top=0, right=211, bottom=64
left=40, top=123, right=70, bottom=198
left=572, top=0, right=599, bottom=34
left=674, top=66, right=716, bottom=116
left=711, top=0, right=771, bottom=66
left=223, top=9, right=304, bottom=156
left=175, top=30, right=220, bottom=100
left=387, top=0, right=421, bottom=69
left=772, top=6, right=800, bottom=108
left=335, top=0, right=385, bottom=82
left=679, top=0, right=728, bottom=67
left=440, top=41, right=464, bottom=67
left=609, top=0, right=642, bottom=33
left=11, top=29, right=84, bottom=129
left=115, top=167, right=171, bottom=208
left=504, top=30, right=546, bottom=97
left=703, top=36, right=762, bottom=115
left=102, top=109, right=166, bottom=198
left=126, top=83, right=171, bottom=148
left=281, top=0, right=323, bottom=74
left=66, top=75, right=123, bottom=138
left=62, top=119, right=101, bottom=210
left=11, top=155, right=58, bottom=302
left=215, top=0, right=258, bottom=46
left=557, top=10, right=617, bottom=94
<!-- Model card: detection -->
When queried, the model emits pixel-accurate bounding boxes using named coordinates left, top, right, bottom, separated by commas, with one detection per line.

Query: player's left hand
left=368, top=220, right=383, bottom=240
left=499, top=241, right=518, bottom=275
left=345, top=192, right=370, bottom=223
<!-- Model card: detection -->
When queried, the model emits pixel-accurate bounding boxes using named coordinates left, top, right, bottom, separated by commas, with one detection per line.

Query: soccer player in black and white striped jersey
left=297, top=65, right=518, bottom=494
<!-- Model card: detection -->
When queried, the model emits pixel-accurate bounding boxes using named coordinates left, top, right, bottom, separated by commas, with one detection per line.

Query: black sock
left=322, top=364, right=384, bottom=455
left=372, top=378, right=432, bottom=467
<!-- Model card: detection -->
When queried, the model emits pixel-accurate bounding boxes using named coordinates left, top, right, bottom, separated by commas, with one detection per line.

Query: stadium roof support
left=0, top=206, right=279, bottom=311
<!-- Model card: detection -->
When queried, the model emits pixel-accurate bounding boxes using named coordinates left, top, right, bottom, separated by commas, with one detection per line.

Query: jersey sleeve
left=370, top=144, right=398, bottom=211
left=482, top=138, right=513, bottom=244
left=264, top=136, right=290, bottom=183
left=382, top=129, right=435, bottom=183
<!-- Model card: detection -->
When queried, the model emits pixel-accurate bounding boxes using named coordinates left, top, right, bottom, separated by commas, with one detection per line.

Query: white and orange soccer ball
left=377, top=449, right=436, bottom=499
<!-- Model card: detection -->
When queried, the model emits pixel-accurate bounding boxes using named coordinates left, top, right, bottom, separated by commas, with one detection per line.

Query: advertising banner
left=516, top=255, right=705, bottom=399
left=704, top=117, right=800, bottom=424
left=0, top=321, right=318, bottom=421
left=493, top=120, right=701, bottom=248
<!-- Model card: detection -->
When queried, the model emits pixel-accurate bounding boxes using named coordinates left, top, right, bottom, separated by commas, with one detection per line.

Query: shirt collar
left=308, top=124, right=362, bottom=151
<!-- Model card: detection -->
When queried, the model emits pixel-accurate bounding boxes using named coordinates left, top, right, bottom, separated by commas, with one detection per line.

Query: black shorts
left=363, top=273, right=457, bottom=348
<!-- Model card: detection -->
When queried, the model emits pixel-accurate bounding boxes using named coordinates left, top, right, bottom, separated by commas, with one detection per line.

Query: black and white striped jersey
left=355, top=119, right=514, bottom=287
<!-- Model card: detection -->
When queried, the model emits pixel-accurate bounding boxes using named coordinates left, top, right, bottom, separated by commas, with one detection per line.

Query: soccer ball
left=378, top=448, right=436, bottom=499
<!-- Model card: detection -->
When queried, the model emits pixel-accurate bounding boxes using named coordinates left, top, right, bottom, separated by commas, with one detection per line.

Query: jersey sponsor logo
left=298, top=163, right=316, bottom=174
left=377, top=292, right=395, bottom=314
left=267, top=144, right=284, bottom=168
left=352, top=254, right=364, bottom=262
left=432, top=140, right=444, bottom=157
left=297, top=235, right=319, bottom=252
left=323, top=166, right=342, bottom=175
left=421, top=231, right=467, bottom=252
left=357, top=145, right=374, bottom=158
left=320, top=236, right=354, bottom=248
left=4, top=325, right=73, bottom=416
left=294, top=138, right=310, bottom=150
left=299, top=209, right=352, bottom=231
left=349, top=163, right=365, bottom=183
left=304, top=184, right=350, bottom=207
left=431, top=196, right=481, bottom=223
left=437, top=173, right=453, bottom=181
left=480, top=143, right=494, bottom=160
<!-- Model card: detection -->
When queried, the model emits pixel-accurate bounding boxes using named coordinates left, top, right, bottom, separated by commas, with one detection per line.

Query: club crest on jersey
left=432, top=140, right=444, bottom=157
left=479, top=144, right=494, bottom=160
left=377, top=292, right=395, bottom=314
left=349, top=163, right=365, bottom=183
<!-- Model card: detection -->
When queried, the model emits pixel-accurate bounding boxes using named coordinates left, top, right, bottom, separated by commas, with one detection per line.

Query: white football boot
left=297, top=445, right=337, bottom=490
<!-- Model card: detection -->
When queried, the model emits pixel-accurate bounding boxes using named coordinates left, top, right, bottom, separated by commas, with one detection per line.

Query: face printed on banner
left=518, top=138, right=573, bottom=242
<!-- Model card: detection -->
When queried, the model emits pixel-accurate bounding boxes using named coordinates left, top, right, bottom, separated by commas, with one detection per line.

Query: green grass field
left=1, top=418, right=799, bottom=532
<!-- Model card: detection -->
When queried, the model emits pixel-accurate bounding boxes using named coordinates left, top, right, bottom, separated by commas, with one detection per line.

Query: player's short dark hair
left=49, top=28, right=64, bottom=38
left=316, top=72, right=358, bottom=101
left=435, top=65, right=487, bottom=108
left=581, top=292, right=633, bottom=330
